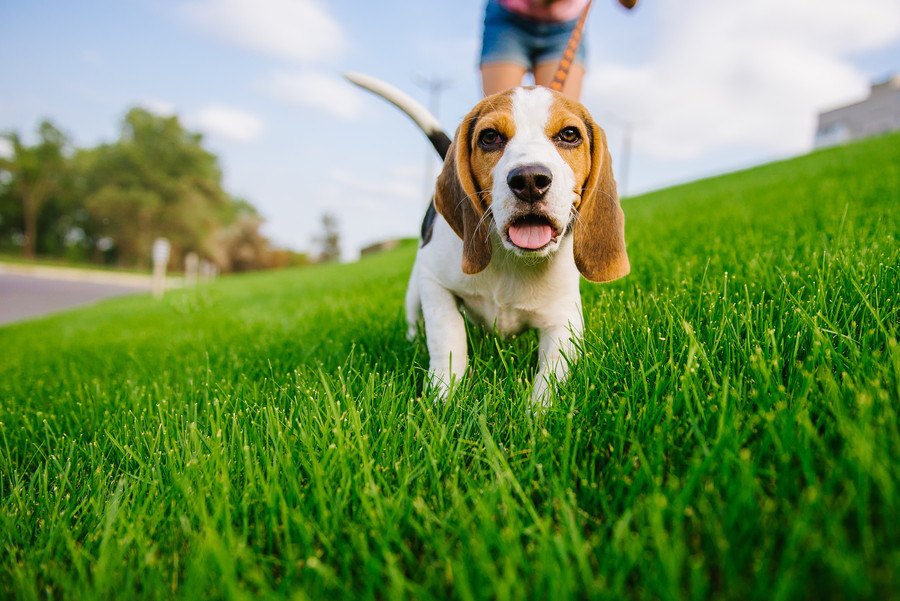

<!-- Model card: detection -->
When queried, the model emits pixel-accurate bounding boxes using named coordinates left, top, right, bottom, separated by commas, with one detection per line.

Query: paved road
left=0, top=272, right=145, bottom=326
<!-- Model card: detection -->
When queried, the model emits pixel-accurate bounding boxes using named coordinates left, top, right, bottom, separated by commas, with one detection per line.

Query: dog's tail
left=344, top=71, right=452, bottom=161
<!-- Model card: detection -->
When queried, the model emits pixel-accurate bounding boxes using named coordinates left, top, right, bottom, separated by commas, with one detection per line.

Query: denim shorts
left=479, top=0, right=587, bottom=69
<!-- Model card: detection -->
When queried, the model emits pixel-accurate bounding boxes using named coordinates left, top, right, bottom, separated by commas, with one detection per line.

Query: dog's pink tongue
left=508, top=223, right=552, bottom=249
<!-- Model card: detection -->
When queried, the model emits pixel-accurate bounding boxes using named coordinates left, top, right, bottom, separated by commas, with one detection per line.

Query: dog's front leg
left=533, top=318, right=583, bottom=406
left=420, top=280, right=467, bottom=399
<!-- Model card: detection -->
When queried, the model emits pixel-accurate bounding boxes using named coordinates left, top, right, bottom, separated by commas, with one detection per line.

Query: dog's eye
left=477, top=128, right=504, bottom=150
left=555, top=126, right=582, bottom=146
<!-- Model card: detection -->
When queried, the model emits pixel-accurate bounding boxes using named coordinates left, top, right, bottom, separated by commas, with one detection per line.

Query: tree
left=315, top=212, right=341, bottom=263
left=78, top=108, right=232, bottom=267
left=214, top=213, right=271, bottom=272
left=0, top=121, right=69, bottom=258
left=0, top=108, right=295, bottom=273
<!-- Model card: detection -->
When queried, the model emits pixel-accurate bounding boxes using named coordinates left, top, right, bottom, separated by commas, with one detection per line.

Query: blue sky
left=1, top=0, right=898, bottom=258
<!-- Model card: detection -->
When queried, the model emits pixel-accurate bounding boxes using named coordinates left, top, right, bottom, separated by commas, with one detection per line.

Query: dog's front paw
left=530, top=375, right=555, bottom=409
left=427, top=368, right=459, bottom=403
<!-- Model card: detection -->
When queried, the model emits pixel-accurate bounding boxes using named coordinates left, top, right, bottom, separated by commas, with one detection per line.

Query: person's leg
left=534, top=61, right=585, bottom=101
left=480, top=1, right=532, bottom=97
left=481, top=62, right=530, bottom=96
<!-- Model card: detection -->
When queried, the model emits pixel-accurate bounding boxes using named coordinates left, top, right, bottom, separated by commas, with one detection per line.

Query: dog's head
left=434, top=86, right=629, bottom=282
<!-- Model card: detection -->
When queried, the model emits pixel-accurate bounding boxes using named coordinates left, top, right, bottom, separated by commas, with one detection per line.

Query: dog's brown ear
left=434, top=130, right=492, bottom=275
left=573, top=119, right=630, bottom=282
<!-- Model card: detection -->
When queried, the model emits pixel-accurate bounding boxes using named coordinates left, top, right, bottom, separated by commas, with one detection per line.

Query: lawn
left=1, top=133, right=898, bottom=600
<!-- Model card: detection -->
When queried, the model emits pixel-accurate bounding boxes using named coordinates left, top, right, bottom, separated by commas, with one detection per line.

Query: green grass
left=1, top=133, right=898, bottom=600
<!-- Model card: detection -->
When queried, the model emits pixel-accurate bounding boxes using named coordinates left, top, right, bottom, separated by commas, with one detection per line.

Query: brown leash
left=549, top=0, right=593, bottom=92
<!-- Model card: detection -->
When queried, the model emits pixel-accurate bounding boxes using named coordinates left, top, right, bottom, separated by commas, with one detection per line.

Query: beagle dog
left=344, top=74, right=628, bottom=404
left=407, top=86, right=629, bottom=403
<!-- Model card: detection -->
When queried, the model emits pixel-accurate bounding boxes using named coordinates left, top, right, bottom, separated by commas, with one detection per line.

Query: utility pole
left=414, top=75, right=452, bottom=200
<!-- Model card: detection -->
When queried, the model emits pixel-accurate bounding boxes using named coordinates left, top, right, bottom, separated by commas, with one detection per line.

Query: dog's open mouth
left=506, top=215, right=560, bottom=251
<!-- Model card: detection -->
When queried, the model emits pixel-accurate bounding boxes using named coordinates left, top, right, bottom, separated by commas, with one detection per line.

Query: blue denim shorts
left=479, top=0, right=587, bottom=69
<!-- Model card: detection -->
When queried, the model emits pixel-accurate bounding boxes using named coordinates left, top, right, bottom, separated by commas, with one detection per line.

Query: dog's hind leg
left=405, top=261, right=422, bottom=341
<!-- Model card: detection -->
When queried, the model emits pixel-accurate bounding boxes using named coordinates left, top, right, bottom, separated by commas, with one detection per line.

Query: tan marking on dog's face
left=465, top=92, right=514, bottom=207
left=544, top=95, right=595, bottom=208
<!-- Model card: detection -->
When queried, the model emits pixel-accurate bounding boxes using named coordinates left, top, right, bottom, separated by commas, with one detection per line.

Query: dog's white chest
left=458, top=290, right=532, bottom=336
left=450, top=243, right=581, bottom=336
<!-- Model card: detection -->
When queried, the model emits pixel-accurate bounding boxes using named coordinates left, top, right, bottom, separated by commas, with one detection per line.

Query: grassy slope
left=1, top=134, right=898, bottom=600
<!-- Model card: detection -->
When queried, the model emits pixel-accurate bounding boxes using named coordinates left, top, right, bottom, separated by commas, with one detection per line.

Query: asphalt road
left=0, top=273, right=143, bottom=326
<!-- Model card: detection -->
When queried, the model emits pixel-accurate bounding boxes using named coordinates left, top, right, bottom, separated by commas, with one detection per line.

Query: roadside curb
left=0, top=262, right=179, bottom=289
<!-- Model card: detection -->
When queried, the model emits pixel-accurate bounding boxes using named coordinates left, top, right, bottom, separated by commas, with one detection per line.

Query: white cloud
left=137, top=98, right=177, bottom=116
left=265, top=70, right=363, bottom=120
left=585, top=0, right=900, bottom=160
left=326, top=164, right=422, bottom=209
left=193, top=104, right=263, bottom=141
left=180, top=0, right=346, bottom=64
left=178, top=0, right=358, bottom=119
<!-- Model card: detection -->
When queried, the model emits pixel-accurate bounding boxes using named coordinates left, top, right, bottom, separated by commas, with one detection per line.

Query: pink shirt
left=499, top=0, right=589, bottom=22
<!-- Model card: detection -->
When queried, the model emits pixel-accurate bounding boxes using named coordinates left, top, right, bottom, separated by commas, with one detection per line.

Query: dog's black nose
left=507, top=164, right=552, bottom=202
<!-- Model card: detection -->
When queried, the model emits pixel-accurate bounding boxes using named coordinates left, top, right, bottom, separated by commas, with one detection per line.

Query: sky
left=1, top=0, right=899, bottom=259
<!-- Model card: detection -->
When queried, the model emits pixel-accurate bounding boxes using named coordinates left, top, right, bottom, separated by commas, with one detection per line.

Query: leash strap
left=549, top=0, right=593, bottom=93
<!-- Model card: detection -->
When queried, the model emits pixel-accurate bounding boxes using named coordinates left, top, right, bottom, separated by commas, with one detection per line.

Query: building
left=814, top=75, right=900, bottom=147
left=359, top=238, right=402, bottom=258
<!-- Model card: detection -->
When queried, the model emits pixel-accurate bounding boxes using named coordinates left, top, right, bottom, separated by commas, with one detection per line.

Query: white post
left=151, top=237, right=170, bottom=298
left=199, top=260, right=212, bottom=284
left=184, top=252, right=199, bottom=287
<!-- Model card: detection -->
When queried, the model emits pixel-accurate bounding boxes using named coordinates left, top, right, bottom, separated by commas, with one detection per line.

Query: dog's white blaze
left=503, top=87, right=556, bottom=169
left=511, top=87, right=554, bottom=144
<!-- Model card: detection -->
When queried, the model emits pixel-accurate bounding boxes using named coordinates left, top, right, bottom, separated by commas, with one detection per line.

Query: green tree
left=79, top=107, right=232, bottom=267
left=214, top=212, right=272, bottom=272
left=0, top=121, right=69, bottom=258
